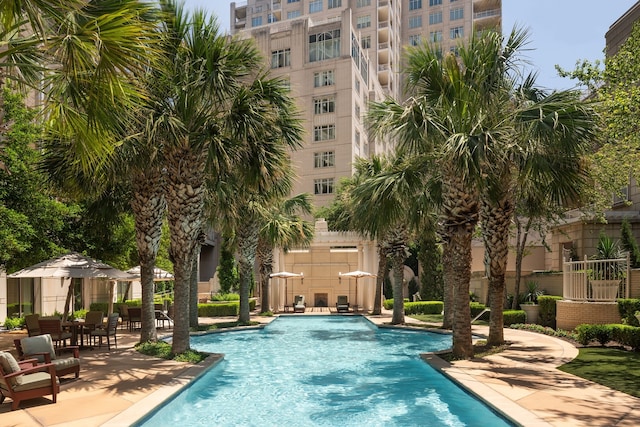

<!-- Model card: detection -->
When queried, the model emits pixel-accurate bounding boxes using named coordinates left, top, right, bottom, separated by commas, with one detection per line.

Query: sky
left=184, top=0, right=638, bottom=91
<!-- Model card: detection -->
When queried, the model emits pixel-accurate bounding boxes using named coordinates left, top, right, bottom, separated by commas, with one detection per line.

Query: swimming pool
left=138, top=316, right=514, bottom=426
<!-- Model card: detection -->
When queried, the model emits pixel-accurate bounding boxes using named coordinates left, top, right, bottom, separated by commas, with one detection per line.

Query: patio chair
left=154, top=303, right=171, bottom=329
left=90, top=313, right=119, bottom=350
left=336, top=295, right=350, bottom=313
left=293, top=295, right=306, bottom=313
left=127, top=307, right=142, bottom=331
left=0, top=351, right=59, bottom=410
left=83, top=311, right=104, bottom=346
left=25, top=314, right=41, bottom=337
left=14, top=334, right=80, bottom=379
left=38, top=319, right=72, bottom=349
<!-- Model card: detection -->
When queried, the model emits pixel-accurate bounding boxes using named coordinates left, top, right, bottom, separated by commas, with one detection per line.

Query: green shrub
left=503, top=310, right=526, bottom=326
left=575, top=324, right=615, bottom=346
left=404, top=301, right=443, bottom=315
left=538, top=295, right=563, bottom=328
left=210, top=293, right=240, bottom=302
left=470, top=302, right=487, bottom=317
left=72, top=309, right=88, bottom=320
left=197, top=299, right=256, bottom=317
left=382, top=298, right=410, bottom=310
left=611, top=325, right=640, bottom=351
left=89, top=302, right=110, bottom=313
left=618, top=299, right=640, bottom=326
left=4, top=316, right=24, bottom=330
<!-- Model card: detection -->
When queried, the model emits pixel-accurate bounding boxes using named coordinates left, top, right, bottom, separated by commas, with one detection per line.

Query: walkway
left=0, top=312, right=638, bottom=426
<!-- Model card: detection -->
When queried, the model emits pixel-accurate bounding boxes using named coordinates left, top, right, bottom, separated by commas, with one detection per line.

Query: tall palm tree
left=150, top=0, right=263, bottom=353
left=256, top=194, right=314, bottom=313
left=480, top=76, right=596, bottom=346
left=368, top=29, right=531, bottom=358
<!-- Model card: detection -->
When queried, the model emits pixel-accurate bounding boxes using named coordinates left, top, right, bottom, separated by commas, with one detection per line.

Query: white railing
left=563, top=254, right=629, bottom=301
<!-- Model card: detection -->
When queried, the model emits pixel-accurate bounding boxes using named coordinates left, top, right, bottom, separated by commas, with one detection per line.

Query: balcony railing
left=563, top=255, right=629, bottom=302
left=474, top=9, right=501, bottom=19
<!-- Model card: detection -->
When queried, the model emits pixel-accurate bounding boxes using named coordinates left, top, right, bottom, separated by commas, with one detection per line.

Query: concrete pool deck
left=0, top=311, right=638, bottom=426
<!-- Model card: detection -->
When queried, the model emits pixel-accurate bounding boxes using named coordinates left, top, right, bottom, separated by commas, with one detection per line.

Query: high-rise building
left=230, top=0, right=501, bottom=208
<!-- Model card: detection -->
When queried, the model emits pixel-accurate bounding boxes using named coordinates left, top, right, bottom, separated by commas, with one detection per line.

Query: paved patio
left=0, top=311, right=638, bottom=426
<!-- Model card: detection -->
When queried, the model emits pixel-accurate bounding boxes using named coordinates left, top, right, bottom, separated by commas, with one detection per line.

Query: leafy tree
left=620, top=218, right=640, bottom=268
left=217, top=241, right=240, bottom=294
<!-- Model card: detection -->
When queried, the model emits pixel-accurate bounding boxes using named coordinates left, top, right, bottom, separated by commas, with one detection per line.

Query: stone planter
left=521, top=304, right=539, bottom=324
left=590, top=279, right=619, bottom=301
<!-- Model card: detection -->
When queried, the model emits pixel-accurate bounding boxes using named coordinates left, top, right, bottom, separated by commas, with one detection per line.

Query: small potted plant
left=520, top=281, right=542, bottom=323
left=590, top=233, right=624, bottom=300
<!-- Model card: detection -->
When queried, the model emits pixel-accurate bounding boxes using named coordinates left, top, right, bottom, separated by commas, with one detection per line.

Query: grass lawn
left=558, top=347, right=640, bottom=398
left=410, top=314, right=443, bottom=324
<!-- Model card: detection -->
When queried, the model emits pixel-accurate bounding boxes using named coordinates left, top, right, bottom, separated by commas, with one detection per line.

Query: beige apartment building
left=228, top=0, right=502, bottom=311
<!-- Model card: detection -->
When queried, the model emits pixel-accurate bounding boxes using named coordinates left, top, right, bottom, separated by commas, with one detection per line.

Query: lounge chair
left=14, top=334, right=80, bottom=379
left=293, top=295, right=306, bottom=313
left=0, top=351, right=59, bottom=410
left=336, top=295, right=350, bottom=313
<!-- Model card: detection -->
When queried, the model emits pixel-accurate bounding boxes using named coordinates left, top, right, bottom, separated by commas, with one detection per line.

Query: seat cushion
left=52, top=357, right=80, bottom=371
left=21, top=334, right=57, bottom=363
left=12, top=372, right=58, bottom=392
left=0, top=351, right=22, bottom=386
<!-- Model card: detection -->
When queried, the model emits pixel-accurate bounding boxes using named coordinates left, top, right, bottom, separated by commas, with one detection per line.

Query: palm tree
left=256, top=194, right=314, bottom=313
left=206, top=72, right=304, bottom=324
left=150, top=0, right=263, bottom=353
left=368, top=29, right=531, bottom=358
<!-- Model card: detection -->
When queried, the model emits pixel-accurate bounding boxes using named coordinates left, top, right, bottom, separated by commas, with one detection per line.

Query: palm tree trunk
left=165, top=146, right=206, bottom=354
left=481, top=190, right=514, bottom=347
left=442, top=243, right=454, bottom=330
left=372, top=245, right=389, bottom=315
left=237, top=220, right=259, bottom=323
left=189, top=246, right=199, bottom=328
left=390, top=256, right=406, bottom=324
left=131, top=169, right=166, bottom=343
left=512, top=216, right=532, bottom=309
left=257, top=239, right=273, bottom=313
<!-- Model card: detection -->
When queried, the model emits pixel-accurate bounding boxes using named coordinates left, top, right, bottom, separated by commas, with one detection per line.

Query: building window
left=314, top=97, right=335, bottom=114
left=355, top=78, right=360, bottom=94
left=355, top=103, right=360, bottom=120
left=314, top=70, right=335, bottom=87
left=314, top=178, right=334, bottom=194
left=309, top=0, right=323, bottom=13
left=287, top=10, right=301, bottom=19
left=409, top=0, right=422, bottom=10
left=309, top=29, right=341, bottom=62
left=357, top=0, right=371, bottom=6
left=429, top=11, right=442, bottom=24
left=409, top=34, right=421, bottom=46
left=409, top=15, right=422, bottom=29
left=356, top=16, right=371, bottom=29
left=268, top=13, right=278, bottom=23
left=314, top=151, right=335, bottom=168
left=450, top=7, right=463, bottom=20
left=429, top=30, right=442, bottom=42
left=328, top=0, right=342, bottom=9
left=251, top=16, right=262, bottom=27
left=361, top=35, right=371, bottom=49
left=314, top=125, right=336, bottom=142
left=355, top=130, right=360, bottom=146
left=450, top=26, right=463, bottom=39
left=288, top=0, right=300, bottom=3
left=430, top=0, right=442, bottom=5
left=271, top=49, right=291, bottom=68
left=449, top=46, right=459, bottom=56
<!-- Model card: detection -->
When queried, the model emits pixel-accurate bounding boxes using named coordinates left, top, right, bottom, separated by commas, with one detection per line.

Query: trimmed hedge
left=383, top=298, right=410, bottom=310
left=404, top=301, right=443, bottom=315
left=538, top=295, right=563, bottom=328
left=470, top=302, right=487, bottom=317
left=575, top=323, right=640, bottom=351
left=503, top=310, right=526, bottom=326
left=618, top=299, right=640, bottom=326
left=197, top=299, right=256, bottom=317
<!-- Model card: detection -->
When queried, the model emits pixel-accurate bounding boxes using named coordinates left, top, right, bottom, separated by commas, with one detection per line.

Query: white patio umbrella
left=339, top=270, right=376, bottom=310
left=125, top=266, right=174, bottom=281
left=9, top=252, right=135, bottom=320
left=269, top=271, right=303, bottom=307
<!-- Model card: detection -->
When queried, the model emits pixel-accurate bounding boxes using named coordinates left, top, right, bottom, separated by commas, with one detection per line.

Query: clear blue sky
left=184, top=0, right=637, bottom=91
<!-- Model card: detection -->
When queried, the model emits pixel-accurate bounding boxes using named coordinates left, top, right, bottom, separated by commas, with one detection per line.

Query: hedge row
left=503, top=310, right=526, bottom=326
left=575, top=323, right=640, bottom=350
left=538, top=295, right=563, bottom=328
left=618, top=299, right=640, bottom=326
left=404, top=301, right=443, bottom=315
left=197, top=300, right=256, bottom=317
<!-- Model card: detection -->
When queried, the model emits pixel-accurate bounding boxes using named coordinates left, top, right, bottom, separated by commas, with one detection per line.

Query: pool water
left=139, top=316, right=513, bottom=427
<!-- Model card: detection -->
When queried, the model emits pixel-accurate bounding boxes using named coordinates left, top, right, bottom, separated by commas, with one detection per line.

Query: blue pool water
left=139, top=316, right=513, bottom=427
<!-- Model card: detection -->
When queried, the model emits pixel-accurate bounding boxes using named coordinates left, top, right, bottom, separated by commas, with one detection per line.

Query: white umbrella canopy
left=269, top=271, right=303, bottom=307
left=125, top=266, right=174, bottom=281
left=339, top=271, right=377, bottom=310
left=9, top=252, right=135, bottom=279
